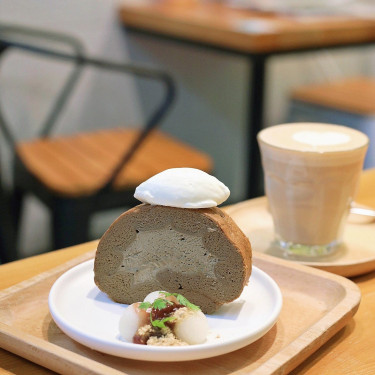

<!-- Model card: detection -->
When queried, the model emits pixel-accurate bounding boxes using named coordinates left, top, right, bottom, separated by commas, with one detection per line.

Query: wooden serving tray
left=0, top=250, right=360, bottom=375
left=225, top=197, right=375, bottom=277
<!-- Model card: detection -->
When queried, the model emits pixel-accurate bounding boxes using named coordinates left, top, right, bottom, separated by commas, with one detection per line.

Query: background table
left=119, top=0, right=375, bottom=197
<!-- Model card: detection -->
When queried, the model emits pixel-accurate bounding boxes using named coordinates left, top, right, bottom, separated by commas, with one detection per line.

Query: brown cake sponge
left=94, top=204, right=252, bottom=314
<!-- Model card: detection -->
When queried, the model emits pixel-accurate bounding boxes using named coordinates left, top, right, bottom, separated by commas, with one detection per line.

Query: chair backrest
left=0, top=24, right=176, bottom=193
left=0, top=24, right=85, bottom=146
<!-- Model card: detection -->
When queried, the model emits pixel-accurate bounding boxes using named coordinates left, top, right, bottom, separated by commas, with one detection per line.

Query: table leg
left=247, top=54, right=267, bottom=198
left=0, top=186, right=17, bottom=263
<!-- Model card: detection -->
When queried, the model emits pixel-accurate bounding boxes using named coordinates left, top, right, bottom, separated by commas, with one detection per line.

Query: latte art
left=259, top=123, right=367, bottom=154
left=292, top=131, right=351, bottom=147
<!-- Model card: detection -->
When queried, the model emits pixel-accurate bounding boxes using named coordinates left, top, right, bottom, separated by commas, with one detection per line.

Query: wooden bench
left=289, top=77, right=375, bottom=168
left=291, top=77, right=375, bottom=116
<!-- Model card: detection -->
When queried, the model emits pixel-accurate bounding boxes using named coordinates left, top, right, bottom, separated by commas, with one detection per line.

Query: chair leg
left=11, top=186, right=25, bottom=238
left=52, top=198, right=92, bottom=250
left=0, top=187, right=18, bottom=263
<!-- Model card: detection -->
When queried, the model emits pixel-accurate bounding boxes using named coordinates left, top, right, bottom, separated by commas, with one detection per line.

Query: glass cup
left=257, top=123, right=368, bottom=258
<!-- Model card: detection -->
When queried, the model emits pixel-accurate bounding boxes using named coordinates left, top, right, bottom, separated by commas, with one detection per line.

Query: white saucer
left=48, top=259, right=282, bottom=362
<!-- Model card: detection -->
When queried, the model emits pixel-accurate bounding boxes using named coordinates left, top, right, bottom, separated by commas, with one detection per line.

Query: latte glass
left=257, top=123, right=368, bottom=258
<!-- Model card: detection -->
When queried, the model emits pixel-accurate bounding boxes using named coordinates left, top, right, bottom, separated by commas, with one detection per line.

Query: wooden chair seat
left=291, top=77, right=375, bottom=115
left=16, top=128, right=213, bottom=197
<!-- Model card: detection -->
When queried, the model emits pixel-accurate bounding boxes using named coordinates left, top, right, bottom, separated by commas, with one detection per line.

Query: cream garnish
left=134, top=168, right=230, bottom=208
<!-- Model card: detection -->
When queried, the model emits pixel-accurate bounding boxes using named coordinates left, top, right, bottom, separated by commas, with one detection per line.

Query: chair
left=0, top=25, right=213, bottom=258
left=288, top=77, right=375, bottom=168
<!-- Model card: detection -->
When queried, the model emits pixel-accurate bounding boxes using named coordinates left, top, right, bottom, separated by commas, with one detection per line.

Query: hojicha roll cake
left=94, top=168, right=252, bottom=314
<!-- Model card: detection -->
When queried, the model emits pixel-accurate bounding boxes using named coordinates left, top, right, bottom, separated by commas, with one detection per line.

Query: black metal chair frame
left=0, top=24, right=175, bottom=258
left=0, top=184, right=16, bottom=263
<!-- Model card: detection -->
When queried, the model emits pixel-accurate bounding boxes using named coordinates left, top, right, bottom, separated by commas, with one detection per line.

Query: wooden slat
left=291, top=77, right=375, bottom=115
left=17, top=139, right=107, bottom=196
left=16, top=140, right=89, bottom=194
left=16, top=128, right=213, bottom=197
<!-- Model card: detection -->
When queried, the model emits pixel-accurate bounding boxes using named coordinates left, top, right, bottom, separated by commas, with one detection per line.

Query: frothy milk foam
left=292, top=131, right=351, bottom=147
left=258, top=123, right=368, bottom=253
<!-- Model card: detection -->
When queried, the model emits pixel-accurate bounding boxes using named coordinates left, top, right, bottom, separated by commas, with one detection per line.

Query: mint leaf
left=139, top=301, right=152, bottom=310
left=176, top=294, right=200, bottom=311
left=152, top=298, right=167, bottom=310
left=153, top=298, right=172, bottom=310
left=161, top=292, right=173, bottom=299
left=161, top=292, right=200, bottom=311
left=151, top=316, right=176, bottom=329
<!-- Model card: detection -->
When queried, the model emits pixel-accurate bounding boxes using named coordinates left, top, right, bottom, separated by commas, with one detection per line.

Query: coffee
left=258, top=123, right=368, bottom=257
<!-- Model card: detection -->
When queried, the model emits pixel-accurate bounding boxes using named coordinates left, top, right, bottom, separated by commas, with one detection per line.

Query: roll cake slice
left=94, top=204, right=252, bottom=314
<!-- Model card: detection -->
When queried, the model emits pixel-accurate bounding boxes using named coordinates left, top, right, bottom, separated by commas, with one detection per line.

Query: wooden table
left=1, top=169, right=375, bottom=374
left=119, top=0, right=375, bottom=197
left=1, top=245, right=375, bottom=375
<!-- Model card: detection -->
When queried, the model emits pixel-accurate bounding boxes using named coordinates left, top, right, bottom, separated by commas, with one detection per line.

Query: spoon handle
left=350, top=206, right=375, bottom=218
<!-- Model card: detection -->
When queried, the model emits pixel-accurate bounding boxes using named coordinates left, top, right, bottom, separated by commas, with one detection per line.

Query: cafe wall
left=0, top=0, right=141, bottom=255
left=0, top=0, right=374, bottom=256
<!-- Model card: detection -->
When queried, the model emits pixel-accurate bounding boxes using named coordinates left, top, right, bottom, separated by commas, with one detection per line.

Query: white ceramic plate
left=48, top=259, right=282, bottom=362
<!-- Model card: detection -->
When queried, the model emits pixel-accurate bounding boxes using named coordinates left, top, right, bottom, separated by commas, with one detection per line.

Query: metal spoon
left=350, top=206, right=375, bottom=218
left=348, top=205, right=375, bottom=224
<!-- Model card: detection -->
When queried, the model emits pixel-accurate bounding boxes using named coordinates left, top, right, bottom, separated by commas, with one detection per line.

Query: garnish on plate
left=162, top=292, right=200, bottom=311
left=139, top=298, right=176, bottom=329
left=119, top=291, right=209, bottom=346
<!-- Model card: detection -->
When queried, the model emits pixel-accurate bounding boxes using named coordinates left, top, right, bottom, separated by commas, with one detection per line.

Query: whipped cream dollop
left=134, top=168, right=230, bottom=208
